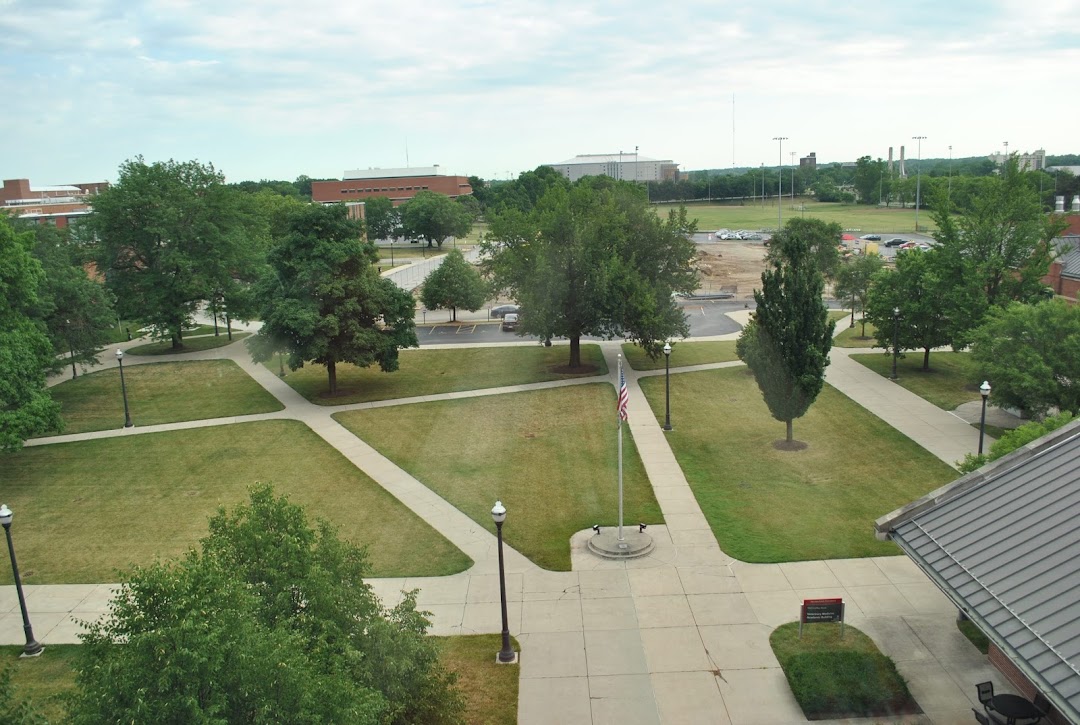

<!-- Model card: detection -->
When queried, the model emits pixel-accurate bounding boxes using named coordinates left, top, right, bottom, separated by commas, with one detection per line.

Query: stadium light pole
left=912, top=136, right=926, bottom=232
left=773, top=137, right=787, bottom=228
left=790, top=150, right=795, bottom=204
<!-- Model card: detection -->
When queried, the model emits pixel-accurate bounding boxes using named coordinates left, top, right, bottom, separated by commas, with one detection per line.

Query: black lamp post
left=890, top=307, right=900, bottom=380
left=979, top=381, right=991, bottom=455
left=490, top=501, right=516, bottom=664
left=65, top=319, right=77, bottom=379
left=662, top=342, right=672, bottom=431
left=116, top=349, right=133, bottom=428
left=0, top=505, right=43, bottom=657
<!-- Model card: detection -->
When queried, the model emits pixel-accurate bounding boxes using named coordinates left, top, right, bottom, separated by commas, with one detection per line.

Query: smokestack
left=888, top=147, right=894, bottom=173
left=899, top=146, right=907, bottom=178
left=1073, top=195, right=1080, bottom=213
left=1057, top=196, right=1066, bottom=213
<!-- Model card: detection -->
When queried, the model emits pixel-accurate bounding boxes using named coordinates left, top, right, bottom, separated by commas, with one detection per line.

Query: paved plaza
left=3, top=296, right=1021, bottom=723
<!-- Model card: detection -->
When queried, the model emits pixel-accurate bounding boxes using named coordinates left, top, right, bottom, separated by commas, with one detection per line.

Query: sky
left=3, top=0, right=1078, bottom=185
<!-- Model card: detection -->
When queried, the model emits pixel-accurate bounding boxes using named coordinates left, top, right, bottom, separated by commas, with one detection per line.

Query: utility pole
left=773, top=137, right=787, bottom=228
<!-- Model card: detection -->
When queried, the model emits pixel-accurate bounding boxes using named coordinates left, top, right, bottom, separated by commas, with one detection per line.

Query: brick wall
left=988, top=643, right=1068, bottom=724
left=311, top=175, right=472, bottom=205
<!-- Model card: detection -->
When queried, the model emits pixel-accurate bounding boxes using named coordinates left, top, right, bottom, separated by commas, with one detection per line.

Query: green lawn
left=621, top=341, right=739, bottom=371
left=126, top=331, right=251, bottom=355
left=334, top=384, right=660, bottom=570
left=3, top=644, right=80, bottom=723
left=850, top=351, right=982, bottom=410
left=639, top=368, right=956, bottom=562
left=834, top=321, right=880, bottom=348
left=277, top=345, right=608, bottom=405
left=100, top=321, right=149, bottom=344
left=770, top=623, right=920, bottom=719
left=437, top=635, right=520, bottom=725
left=659, top=199, right=933, bottom=234
left=46, top=360, right=283, bottom=435
left=2, top=421, right=471, bottom=583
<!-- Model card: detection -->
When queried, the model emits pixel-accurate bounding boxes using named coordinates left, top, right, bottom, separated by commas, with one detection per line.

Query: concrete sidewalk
left=6, top=325, right=1015, bottom=723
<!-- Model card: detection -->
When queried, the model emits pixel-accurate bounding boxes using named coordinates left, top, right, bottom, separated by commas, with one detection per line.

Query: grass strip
left=850, top=351, right=982, bottom=410
left=621, top=341, right=739, bottom=371
left=2, top=421, right=471, bottom=583
left=335, top=384, right=660, bottom=570
left=46, top=360, right=283, bottom=435
left=834, top=321, right=880, bottom=348
left=277, top=344, right=607, bottom=405
left=437, top=635, right=520, bottom=725
left=957, top=619, right=990, bottom=654
left=126, top=332, right=251, bottom=355
left=771, top=622, right=920, bottom=720
left=639, top=367, right=957, bottom=562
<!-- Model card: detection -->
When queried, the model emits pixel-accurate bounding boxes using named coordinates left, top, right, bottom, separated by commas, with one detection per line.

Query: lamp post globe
left=1, top=505, right=44, bottom=657
left=662, top=342, right=672, bottom=431
left=979, top=381, right=991, bottom=456
left=491, top=500, right=516, bottom=663
left=116, top=349, right=133, bottom=428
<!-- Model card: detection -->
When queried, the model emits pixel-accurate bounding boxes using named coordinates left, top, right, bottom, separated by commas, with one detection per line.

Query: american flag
left=617, top=363, right=629, bottom=422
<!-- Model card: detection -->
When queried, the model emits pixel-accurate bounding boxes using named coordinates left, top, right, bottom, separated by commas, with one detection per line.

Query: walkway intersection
left=4, top=305, right=1018, bottom=724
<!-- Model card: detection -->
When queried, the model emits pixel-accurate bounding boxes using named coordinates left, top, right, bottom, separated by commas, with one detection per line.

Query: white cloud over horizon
left=2, top=0, right=1077, bottom=184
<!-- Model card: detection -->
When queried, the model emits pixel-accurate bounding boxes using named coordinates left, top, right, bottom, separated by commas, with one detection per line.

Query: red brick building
left=1042, top=216, right=1080, bottom=302
left=310, top=166, right=472, bottom=207
left=1, top=178, right=108, bottom=227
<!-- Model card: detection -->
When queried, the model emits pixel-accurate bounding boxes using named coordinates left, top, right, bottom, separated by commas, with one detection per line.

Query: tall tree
left=68, top=485, right=464, bottom=725
left=0, top=216, right=62, bottom=450
left=931, top=157, right=1064, bottom=319
left=766, top=218, right=842, bottom=280
left=865, top=249, right=971, bottom=370
left=420, top=249, right=488, bottom=321
left=248, top=203, right=418, bottom=395
left=970, top=299, right=1080, bottom=417
left=852, top=156, right=887, bottom=205
left=833, top=252, right=884, bottom=336
left=89, top=157, right=263, bottom=349
left=364, top=195, right=400, bottom=241
left=737, top=220, right=834, bottom=445
left=483, top=177, right=698, bottom=368
left=399, top=191, right=472, bottom=248
left=18, top=220, right=116, bottom=376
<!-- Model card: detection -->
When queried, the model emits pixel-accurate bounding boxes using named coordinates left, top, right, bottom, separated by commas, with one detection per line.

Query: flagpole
left=618, top=354, right=624, bottom=543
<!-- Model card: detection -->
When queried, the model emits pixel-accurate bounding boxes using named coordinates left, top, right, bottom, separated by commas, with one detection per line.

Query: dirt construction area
left=693, top=240, right=768, bottom=299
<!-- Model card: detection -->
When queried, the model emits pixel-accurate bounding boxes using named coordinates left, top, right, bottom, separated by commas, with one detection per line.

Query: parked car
left=491, top=304, right=520, bottom=319
left=860, top=234, right=882, bottom=241
left=501, top=313, right=519, bottom=331
left=884, top=238, right=907, bottom=247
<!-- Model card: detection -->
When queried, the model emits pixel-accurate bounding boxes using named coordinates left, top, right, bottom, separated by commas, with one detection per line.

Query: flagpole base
left=587, top=530, right=655, bottom=560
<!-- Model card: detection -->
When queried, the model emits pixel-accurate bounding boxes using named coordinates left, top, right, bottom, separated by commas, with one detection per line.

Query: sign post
left=799, top=598, right=845, bottom=638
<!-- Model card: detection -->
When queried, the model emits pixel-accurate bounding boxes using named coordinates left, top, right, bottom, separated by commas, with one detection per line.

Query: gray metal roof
left=1056, top=236, right=1080, bottom=280
left=876, top=420, right=1080, bottom=724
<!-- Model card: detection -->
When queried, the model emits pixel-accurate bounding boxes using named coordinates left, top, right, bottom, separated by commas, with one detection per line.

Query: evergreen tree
left=737, top=220, right=834, bottom=444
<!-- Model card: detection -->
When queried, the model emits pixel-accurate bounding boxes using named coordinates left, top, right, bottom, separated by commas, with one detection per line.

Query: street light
left=491, top=501, right=517, bottom=664
left=116, top=349, right=133, bottom=428
left=662, top=342, right=672, bottom=431
left=891, top=307, right=900, bottom=380
left=912, top=136, right=926, bottom=231
left=65, top=319, right=77, bottom=379
left=0, top=505, right=44, bottom=657
left=979, top=381, right=991, bottom=455
left=773, top=137, right=787, bottom=228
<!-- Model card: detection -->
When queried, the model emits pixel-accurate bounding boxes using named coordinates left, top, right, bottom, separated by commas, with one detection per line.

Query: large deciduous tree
left=420, top=249, right=488, bottom=321
left=89, top=158, right=265, bottom=349
left=363, top=195, right=400, bottom=241
left=737, top=220, right=834, bottom=445
left=767, top=218, right=842, bottom=280
left=248, top=203, right=417, bottom=395
left=834, top=252, right=884, bottom=336
left=483, top=177, right=698, bottom=368
left=0, top=215, right=62, bottom=450
left=68, top=485, right=464, bottom=725
left=930, top=157, right=1065, bottom=343
left=400, top=191, right=472, bottom=248
left=970, top=299, right=1080, bottom=417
